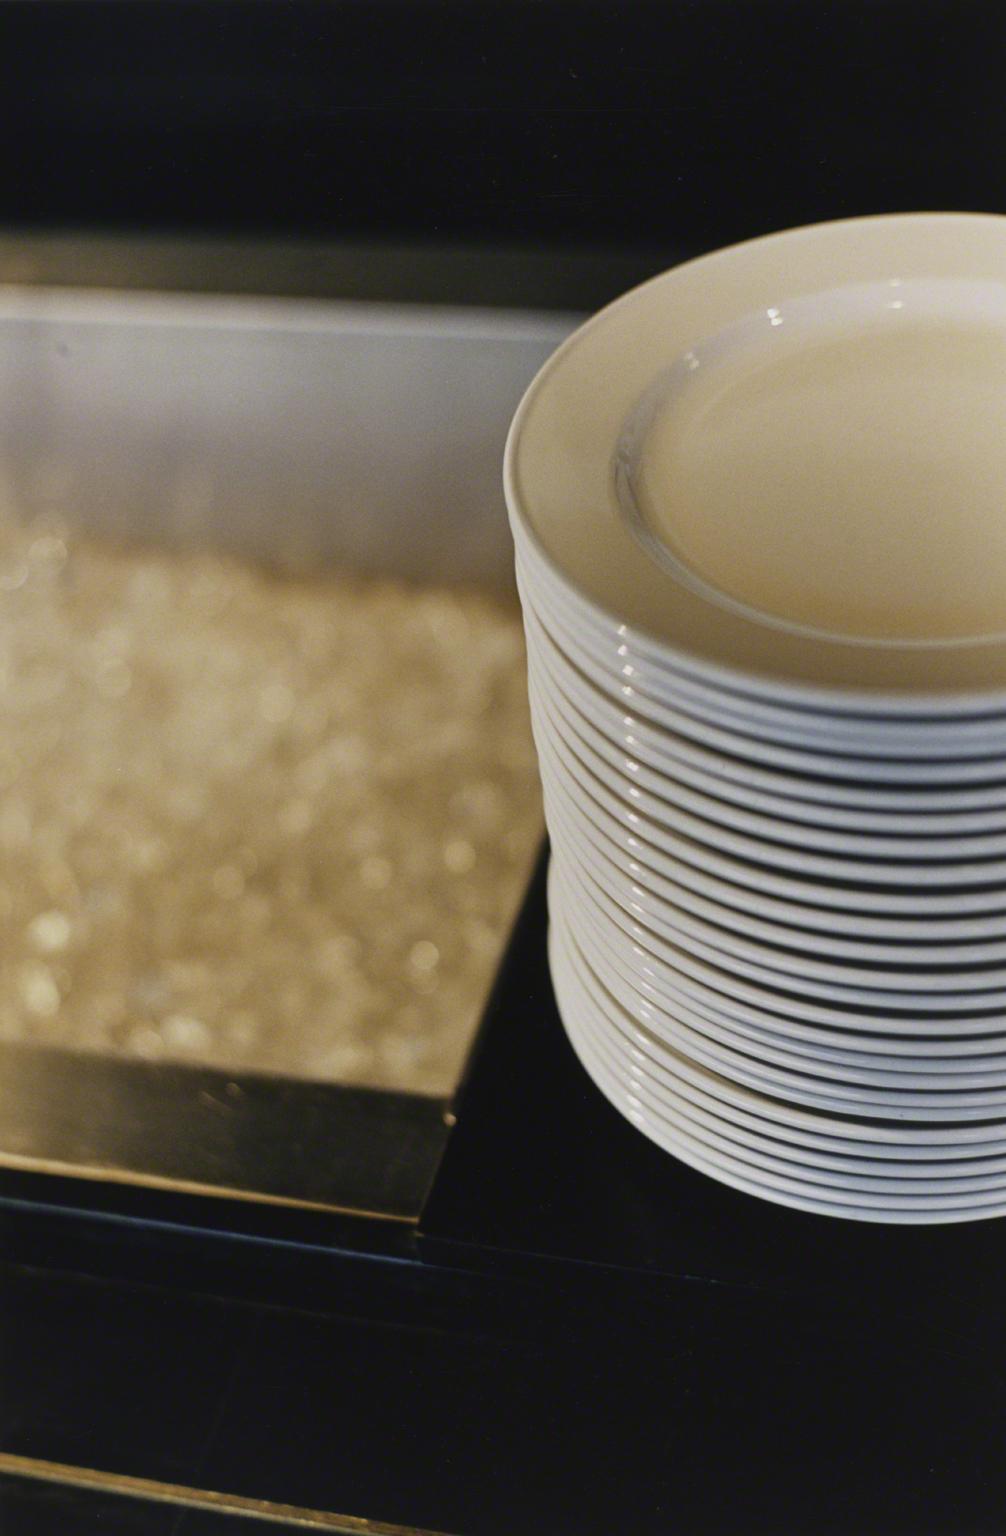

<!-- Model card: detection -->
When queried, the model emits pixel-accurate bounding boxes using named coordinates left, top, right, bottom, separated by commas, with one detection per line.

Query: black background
left=2, top=1, right=1004, bottom=265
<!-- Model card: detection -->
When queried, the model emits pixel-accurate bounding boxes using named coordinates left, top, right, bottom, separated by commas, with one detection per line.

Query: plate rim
left=506, top=211, right=1006, bottom=706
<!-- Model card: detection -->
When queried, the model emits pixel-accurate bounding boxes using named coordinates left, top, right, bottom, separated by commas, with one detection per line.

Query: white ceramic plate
left=516, top=531, right=1006, bottom=752
left=537, top=798, right=1006, bottom=1034
left=545, top=789, right=1006, bottom=997
left=549, top=926, right=1006, bottom=1222
left=570, top=990, right=1006, bottom=1199
left=554, top=838, right=1006, bottom=1005
left=537, top=709, right=1006, bottom=894
left=525, top=622, right=1006, bottom=835
left=529, top=657, right=1006, bottom=861
left=562, top=969, right=1006, bottom=1172
left=536, top=737, right=1006, bottom=929
left=522, top=598, right=1006, bottom=812
left=558, top=877, right=1006, bottom=1090
left=563, top=949, right=1006, bottom=1189
left=553, top=865, right=1006, bottom=1112
left=518, top=540, right=1006, bottom=757
left=553, top=835, right=1006, bottom=1071
left=550, top=913, right=1006, bottom=1153
left=543, top=784, right=1006, bottom=969
left=568, top=1015, right=1006, bottom=1216
left=506, top=214, right=1006, bottom=710
left=525, top=596, right=1006, bottom=790
left=538, top=769, right=1006, bottom=944
left=580, top=923, right=1006, bottom=1087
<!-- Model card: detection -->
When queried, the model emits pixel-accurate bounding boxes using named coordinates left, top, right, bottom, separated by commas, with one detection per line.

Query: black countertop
left=3, top=851, right=1006, bottom=1534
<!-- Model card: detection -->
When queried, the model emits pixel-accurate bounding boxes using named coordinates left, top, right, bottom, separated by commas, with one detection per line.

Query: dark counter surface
left=3, top=852, right=1006, bottom=1534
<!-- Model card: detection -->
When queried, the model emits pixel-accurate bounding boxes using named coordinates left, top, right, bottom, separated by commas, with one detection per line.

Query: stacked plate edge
left=505, top=212, right=1006, bottom=1223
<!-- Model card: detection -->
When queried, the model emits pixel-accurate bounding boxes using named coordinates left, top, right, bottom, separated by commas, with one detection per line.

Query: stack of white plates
left=505, top=212, right=1006, bottom=1222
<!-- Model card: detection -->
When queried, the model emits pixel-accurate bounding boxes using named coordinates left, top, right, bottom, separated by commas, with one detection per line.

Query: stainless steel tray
left=0, top=280, right=574, bottom=1224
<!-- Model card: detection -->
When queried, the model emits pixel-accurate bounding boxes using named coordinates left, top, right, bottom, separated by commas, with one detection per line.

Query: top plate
left=505, top=213, right=1006, bottom=709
